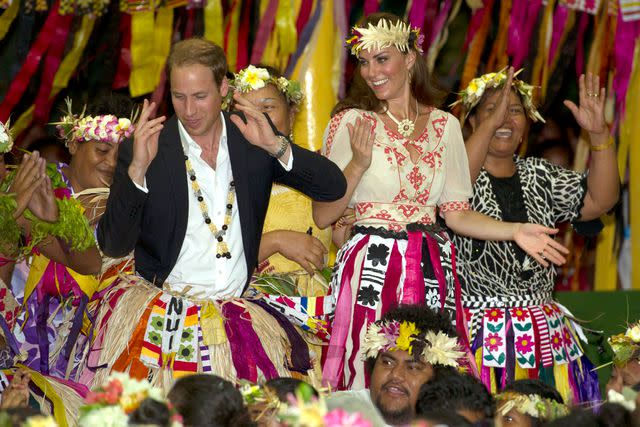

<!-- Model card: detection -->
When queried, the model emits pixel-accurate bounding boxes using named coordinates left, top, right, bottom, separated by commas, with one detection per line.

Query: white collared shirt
left=134, top=113, right=293, bottom=298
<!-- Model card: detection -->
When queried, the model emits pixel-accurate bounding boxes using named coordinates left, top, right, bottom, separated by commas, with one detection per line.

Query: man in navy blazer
left=98, top=38, right=346, bottom=296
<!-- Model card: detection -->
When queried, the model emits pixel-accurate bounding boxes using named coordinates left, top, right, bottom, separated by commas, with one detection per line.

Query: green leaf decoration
left=497, top=353, right=506, bottom=365
left=487, top=322, right=503, bottom=333
left=528, top=354, right=535, bottom=366
left=514, top=323, right=532, bottom=332
left=483, top=354, right=495, bottom=362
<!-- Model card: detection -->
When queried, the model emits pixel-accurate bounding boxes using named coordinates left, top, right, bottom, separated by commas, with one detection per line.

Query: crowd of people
left=0, top=11, right=634, bottom=427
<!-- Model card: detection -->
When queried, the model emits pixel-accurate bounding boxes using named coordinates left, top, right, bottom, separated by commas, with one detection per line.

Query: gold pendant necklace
left=386, top=98, right=419, bottom=138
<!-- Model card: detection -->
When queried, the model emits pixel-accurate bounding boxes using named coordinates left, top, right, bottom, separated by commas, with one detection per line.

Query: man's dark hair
left=416, top=372, right=495, bottom=419
left=168, top=374, right=255, bottom=427
left=128, top=397, right=171, bottom=427
left=264, top=377, right=318, bottom=402
left=86, top=92, right=136, bottom=119
left=365, top=304, right=458, bottom=379
left=414, top=410, right=473, bottom=427
left=502, top=379, right=564, bottom=404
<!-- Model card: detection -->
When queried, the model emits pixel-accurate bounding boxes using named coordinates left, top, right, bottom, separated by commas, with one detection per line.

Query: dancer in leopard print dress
left=452, top=70, right=618, bottom=404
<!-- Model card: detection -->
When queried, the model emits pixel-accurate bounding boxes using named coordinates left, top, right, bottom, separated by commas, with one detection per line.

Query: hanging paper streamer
left=249, top=0, right=278, bottom=64
left=486, top=0, right=511, bottom=70
left=620, top=0, right=640, bottom=22
left=275, top=0, right=298, bottom=62
left=113, top=13, right=132, bottom=89
left=507, top=0, right=543, bottom=69
left=0, top=0, right=19, bottom=41
left=236, top=0, right=252, bottom=70
left=204, top=0, right=223, bottom=45
left=458, top=0, right=495, bottom=99
left=223, top=0, right=241, bottom=72
left=363, top=0, right=379, bottom=15
left=559, top=0, right=600, bottom=14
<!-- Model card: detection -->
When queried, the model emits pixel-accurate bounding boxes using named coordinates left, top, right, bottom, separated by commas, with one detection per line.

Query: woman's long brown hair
left=332, top=12, right=445, bottom=117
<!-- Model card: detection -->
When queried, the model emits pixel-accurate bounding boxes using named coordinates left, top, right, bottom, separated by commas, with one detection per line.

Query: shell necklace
left=386, top=99, right=419, bottom=138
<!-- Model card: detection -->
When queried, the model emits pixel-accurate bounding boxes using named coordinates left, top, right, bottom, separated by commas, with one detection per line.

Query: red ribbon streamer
left=363, top=0, right=379, bottom=15
left=0, top=0, right=69, bottom=122
left=235, top=0, right=252, bottom=70
left=113, top=13, right=132, bottom=90
left=249, top=0, right=277, bottom=65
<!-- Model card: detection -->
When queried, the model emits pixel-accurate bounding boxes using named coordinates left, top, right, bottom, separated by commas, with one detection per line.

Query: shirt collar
left=178, top=112, right=227, bottom=157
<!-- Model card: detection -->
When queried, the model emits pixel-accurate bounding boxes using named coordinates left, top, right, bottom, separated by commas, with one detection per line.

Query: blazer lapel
left=224, top=113, right=253, bottom=273
left=161, top=116, right=189, bottom=261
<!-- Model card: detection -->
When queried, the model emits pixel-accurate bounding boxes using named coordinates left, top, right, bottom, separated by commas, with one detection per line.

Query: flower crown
left=345, top=18, right=424, bottom=56
left=231, top=65, right=304, bottom=106
left=496, top=392, right=569, bottom=421
left=53, top=98, right=137, bottom=147
left=361, top=320, right=463, bottom=368
left=78, top=372, right=183, bottom=427
left=608, top=321, right=640, bottom=366
left=0, top=119, right=14, bottom=154
left=452, top=69, right=545, bottom=123
left=0, top=413, right=58, bottom=427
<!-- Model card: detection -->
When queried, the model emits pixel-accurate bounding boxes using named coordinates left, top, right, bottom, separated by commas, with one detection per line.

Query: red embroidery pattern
left=324, top=110, right=348, bottom=157
left=439, top=201, right=471, bottom=212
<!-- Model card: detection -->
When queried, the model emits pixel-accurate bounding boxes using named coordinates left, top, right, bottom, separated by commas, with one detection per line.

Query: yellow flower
left=396, top=321, right=417, bottom=352
left=625, top=324, right=640, bottom=342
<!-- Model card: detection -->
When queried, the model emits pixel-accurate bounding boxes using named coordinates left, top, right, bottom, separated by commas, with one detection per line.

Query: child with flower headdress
left=315, top=12, right=567, bottom=392
left=450, top=68, right=618, bottom=404
left=11, top=94, right=137, bottom=383
left=228, top=64, right=334, bottom=346
left=495, top=379, right=569, bottom=427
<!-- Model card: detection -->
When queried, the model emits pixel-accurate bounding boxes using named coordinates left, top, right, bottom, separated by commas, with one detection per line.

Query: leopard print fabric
left=453, top=157, right=587, bottom=308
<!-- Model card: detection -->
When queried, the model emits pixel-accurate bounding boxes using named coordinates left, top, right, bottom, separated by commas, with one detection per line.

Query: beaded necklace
left=184, top=155, right=235, bottom=259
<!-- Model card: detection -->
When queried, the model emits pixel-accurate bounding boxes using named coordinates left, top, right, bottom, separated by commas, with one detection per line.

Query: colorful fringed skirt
left=1, top=365, right=88, bottom=426
left=76, top=275, right=323, bottom=393
left=323, top=224, right=468, bottom=390
left=462, top=295, right=601, bottom=404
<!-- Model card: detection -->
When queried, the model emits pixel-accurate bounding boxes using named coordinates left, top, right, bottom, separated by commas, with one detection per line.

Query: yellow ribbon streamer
left=0, top=0, right=19, bottom=41
left=129, top=11, right=155, bottom=96
left=12, top=15, right=95, bottom=137
left=224, top=0, right=242, bottom=72
left=622, top=40, right=640, bottom=289
left=275, top=0, right=298, bottom=59
left=204, top=0, right=223, bottom=45
left=16, top=364, right=69, bottom=427
left=200, top=302, right=227, bottom=345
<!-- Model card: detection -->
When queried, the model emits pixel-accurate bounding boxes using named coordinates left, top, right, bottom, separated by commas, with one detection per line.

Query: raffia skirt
left=75, top=274, right=322, bottom=393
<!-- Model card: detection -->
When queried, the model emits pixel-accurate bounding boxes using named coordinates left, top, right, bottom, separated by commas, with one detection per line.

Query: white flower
left=625, top=324, right=640, bottom=342
left=361, top=323, right=387, bottom=359
left=422, top=331, right=464, bottom=368
left=239, top=65, right=271, bottom=91
left=117, top=118, right=131, bottom=132
left=78, top=405, right=128, bottom=427
left=0, top=123, right=8, bottom=143
left=607, top=389, right=637, bottom=412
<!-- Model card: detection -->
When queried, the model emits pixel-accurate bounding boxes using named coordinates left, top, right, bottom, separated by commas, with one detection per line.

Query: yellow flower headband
left=452, top=69, right=545, bottom=123
left=361, top=320, right=463, bottom=367
left=345, top=18, right=424, bottom=56
left=608, top=321, right=640, bottom=367
left=0, top=119, right=14, bottom=154
left=496, top=392, right=569, bottom=421
left=231, top=65, right=303, bottom=106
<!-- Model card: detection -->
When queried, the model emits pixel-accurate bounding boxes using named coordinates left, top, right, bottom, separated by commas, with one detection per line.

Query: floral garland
left=231, top=65, right=304, bottom=106
left=495, top=392, right=569, bottom=421
left=276, top=384, right=371, bottom=427
left=451, top=69, right=545, bottom=123
left=0, top=163, right=95, bottom=260
left=52, top=98, right=136, bottom=147
left=0, top=120, right=13, bottom=154
left=608, top=321, right=640, bottom=366
left=78, top=372, right=183, bottom=427
left=345, top=18, right=424, bottom=56
left=361, top=320, right=463, bottom=368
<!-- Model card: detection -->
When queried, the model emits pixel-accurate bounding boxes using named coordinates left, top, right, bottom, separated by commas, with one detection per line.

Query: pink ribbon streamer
left=508, top=0, right=543, bottom=69
left=401, top=230, right=426, bottom=305
left=613, top=14, right=640, bottom=121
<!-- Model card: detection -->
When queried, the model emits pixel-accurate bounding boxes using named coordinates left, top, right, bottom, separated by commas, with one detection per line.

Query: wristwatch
left=270, top=135, right=290, bottom=159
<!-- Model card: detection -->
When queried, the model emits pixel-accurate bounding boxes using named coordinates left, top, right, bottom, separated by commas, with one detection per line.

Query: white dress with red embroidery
left=321, top=108, right=473, bottom=390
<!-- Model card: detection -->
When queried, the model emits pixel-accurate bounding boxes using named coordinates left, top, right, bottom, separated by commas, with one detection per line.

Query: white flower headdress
left=0, top=119, right=14, bottom=154
left=52, top=98, right=138, bottom=147
left=607, top=321, right=640, bottom=367
left=496, top=392, right=569, bottom=421
left=451, top=68, right=545, bottom=123
left=231, top=65, right=304, bottom=106
left=345, top=18, right=424, bottom=56
left=361, top=320, right=463, bottom=368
